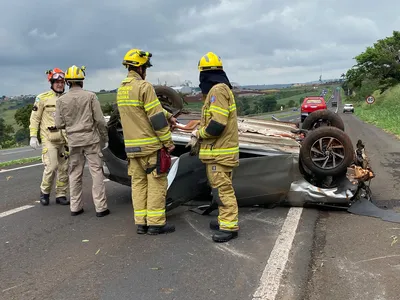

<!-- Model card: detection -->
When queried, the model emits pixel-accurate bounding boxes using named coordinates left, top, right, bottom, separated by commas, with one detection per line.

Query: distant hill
left=239, top=79, right=341, bottom=90
left=240, top=84, right=294, bottom=90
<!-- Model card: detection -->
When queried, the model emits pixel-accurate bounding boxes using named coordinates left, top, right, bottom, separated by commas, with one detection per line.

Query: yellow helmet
left=198, top=52, right=223, bottom=71
left=122, top=48, right=153, bottom=68
left=65, top=65, right=86, bottom=81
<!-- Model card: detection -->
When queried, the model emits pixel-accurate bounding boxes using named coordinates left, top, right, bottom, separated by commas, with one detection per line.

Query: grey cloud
left=0, top=0, right=398, bottom=95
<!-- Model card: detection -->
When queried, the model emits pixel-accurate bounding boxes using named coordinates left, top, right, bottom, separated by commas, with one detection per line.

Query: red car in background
left=301, top=96, right=327, bottom=123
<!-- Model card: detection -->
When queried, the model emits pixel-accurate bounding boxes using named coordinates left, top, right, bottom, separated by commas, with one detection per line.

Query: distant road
left=0, top=146, right=42, bottom=163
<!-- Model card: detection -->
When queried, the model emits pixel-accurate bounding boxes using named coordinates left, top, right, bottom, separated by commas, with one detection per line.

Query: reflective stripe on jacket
left=29, top=90, right=67, bottom=144
left=197, top=83, right=239, bottom=167
left=117, top=71, right=173, bottom=158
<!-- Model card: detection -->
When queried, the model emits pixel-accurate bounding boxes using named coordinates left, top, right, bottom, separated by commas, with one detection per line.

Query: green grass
left=277, top=90, right=322, bottom=106
left=349, top=84, right=400, bottom=138
left=184, top=102, right=203, bottom=111
left=0, top=156, right=42, bottom=168
left=97, top=92, right=116, bottom=106
left=254, top=111, right=300, bottom=120
left=0, top=102, right=21, bottom=131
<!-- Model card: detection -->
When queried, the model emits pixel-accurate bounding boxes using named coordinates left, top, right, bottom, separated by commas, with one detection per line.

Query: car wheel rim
left=310, top=137, right=345, bottom=170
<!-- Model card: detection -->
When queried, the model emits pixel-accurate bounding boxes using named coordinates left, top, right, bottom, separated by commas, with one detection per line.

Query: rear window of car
left=306, top=99, right=322, bottom=104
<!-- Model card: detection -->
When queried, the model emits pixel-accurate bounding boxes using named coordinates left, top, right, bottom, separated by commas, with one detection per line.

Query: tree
left=254, top=95, right=277, bottom=113
left=14, top=103, right=33, bottom=129
left=236, top=97, right=251, bottom=116
left=0, top=117, right=14, bottom=148
left=288, top=100, right=296, bottom=107
left=347, top=30, right=400, bottom=93
left=101, top=102, right=115, bottom=115
left=15, top=128, right=30, bottom=143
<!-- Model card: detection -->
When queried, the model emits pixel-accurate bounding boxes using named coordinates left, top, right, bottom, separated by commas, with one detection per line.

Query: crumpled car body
left=102, top=109, right=374, bottom=213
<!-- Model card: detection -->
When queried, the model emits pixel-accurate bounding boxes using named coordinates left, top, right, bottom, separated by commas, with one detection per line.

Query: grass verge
left=350, top=84, right=400, bottom=138
left=253, top=111, right=300, bottom=120
left=0, top=156, right=42, bottom=168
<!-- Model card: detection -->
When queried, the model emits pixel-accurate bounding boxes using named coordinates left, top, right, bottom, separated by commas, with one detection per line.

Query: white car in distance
left=343, top=103, right=354, bottom=113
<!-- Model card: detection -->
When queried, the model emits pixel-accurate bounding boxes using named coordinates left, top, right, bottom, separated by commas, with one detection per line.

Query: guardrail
left=334, top=88, right=340, bottom=114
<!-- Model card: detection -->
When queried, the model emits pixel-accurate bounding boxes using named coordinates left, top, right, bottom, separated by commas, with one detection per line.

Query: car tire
left=302, top=109, right=345, bottom=131
left=154, top=85, right=184, bottom=116
left=106, top=85, right=185, bottom=160
left=300, top=126, right=354, bottom=177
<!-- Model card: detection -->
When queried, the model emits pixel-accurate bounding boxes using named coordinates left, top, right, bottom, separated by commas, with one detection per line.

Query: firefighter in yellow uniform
left=29, top=68, right=69, bottom=206
left=117, top=48, right=176, bottom=235
left=192, top=52, right=240, bottom=243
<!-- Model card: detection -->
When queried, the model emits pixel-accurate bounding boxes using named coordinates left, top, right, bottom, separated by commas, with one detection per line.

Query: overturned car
left=101, top=86, right=377, bottom=216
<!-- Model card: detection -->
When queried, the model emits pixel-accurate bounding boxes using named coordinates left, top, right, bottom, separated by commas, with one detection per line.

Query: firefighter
left=54, top=65, right=110, bottom=217
left=29, top=68, right=70, bottom=206
left=191, top=52, right=240, bottom=243
left=117, top=48, right=176, bottom=235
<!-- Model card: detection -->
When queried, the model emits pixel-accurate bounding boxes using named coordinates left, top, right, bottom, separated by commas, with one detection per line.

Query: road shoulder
left=304, top=101, right=400, bottom=300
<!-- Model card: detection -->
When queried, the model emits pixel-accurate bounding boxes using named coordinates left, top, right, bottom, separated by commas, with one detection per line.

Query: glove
left=186, top=135, right=200, bottom=156
left=191, top=129, right=198, bottom=138
left=61, top=146, right=70, bottom=159
left=30, top=137, right=40, bottom=149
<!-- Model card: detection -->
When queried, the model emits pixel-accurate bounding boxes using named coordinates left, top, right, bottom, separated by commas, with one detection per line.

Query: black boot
left=147, top=223, right=176, bottom=235
left=137, top=225, right=148, bottom=234
left=210, top=219, right=219, bottom=230
left=71, top=209, right=84, bottom=216
left=56, top=196, right=70, bottom=205
left=40, top=192, right=50, bottom=206
left=96, top=209, right=110, bottom=217
left=212, top=230, right=238, bottom=243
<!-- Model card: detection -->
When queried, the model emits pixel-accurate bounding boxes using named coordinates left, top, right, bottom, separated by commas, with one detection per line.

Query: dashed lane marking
left=0, top=162, right=104, bottom=174
left=0, top=163, right=43, bottom=174
left=252, top=207, right=303, bottom=300
left=0, top=205, right=35, bottom=218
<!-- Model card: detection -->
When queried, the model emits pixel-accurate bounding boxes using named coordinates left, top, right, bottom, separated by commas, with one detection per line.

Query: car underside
left=101, top=86, right=376, bottom=215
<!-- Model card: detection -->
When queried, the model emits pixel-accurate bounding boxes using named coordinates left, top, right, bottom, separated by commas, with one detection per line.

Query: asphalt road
left=304, top=91, right=400, bottom=300
left=0, top=146, right=42, bottom=163
left=0, top=162, right=317, bottom=300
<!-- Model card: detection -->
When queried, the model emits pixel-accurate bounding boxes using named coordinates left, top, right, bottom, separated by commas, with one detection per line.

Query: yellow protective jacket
left=116, top=70, right=174, bottom=158
left=196, top=83, right=239, bottom=168
left=29, top=90, right=67, bottom=144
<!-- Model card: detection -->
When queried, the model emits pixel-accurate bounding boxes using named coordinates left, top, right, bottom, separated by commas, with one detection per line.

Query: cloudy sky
left=1, top=0, right=399, bottom=96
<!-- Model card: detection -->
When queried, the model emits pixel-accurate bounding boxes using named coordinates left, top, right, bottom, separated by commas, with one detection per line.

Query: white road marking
left=0, top=205, right=35, bottom=218
left=0, top=163, right=43, bottom=174
left=0, top=161, right=100, bottom=174
left=252, top=207, right=303, bottom=300
left=0, top=148, right=40, bottom=155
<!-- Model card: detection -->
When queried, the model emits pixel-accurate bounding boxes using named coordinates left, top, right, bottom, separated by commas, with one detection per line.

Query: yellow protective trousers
left=206, top=163, right=239, bottom=231
left=128, top=151, right=168, bottom=226
left=40, top=140, right=69, bottom=197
